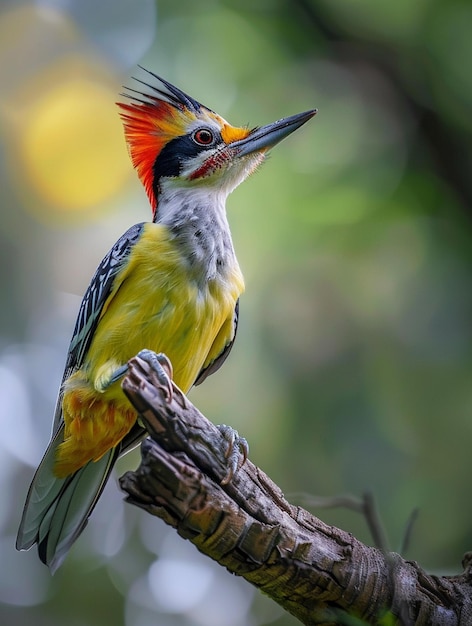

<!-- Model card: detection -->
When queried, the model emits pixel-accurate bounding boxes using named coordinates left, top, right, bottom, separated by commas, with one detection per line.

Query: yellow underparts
left=54, top=222, right=244, bottom=478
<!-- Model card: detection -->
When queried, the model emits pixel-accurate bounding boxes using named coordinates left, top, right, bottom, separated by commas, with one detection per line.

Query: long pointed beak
left=230, top=109, right=317, bottom=157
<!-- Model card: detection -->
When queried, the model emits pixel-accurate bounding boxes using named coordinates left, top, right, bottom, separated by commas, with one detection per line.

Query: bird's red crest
left=117, top=69, right=207, bottom=215
left=118, top=99, right=178, bottom=213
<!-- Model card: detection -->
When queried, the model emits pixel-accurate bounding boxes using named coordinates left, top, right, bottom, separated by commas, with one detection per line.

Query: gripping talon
left=217, top=424, right=248, bottom=485
left=136, top=350, right=174, bottom=402
left=171, top=382, right=188, bottom=409
left=104, top=351, right=174, bottom=401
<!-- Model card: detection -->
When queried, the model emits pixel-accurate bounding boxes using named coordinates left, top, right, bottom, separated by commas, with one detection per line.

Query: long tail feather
left=16, top=425, right=118, bottom=573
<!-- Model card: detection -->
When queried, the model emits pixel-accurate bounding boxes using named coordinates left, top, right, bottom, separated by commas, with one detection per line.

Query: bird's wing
left=17, top=223, right=145, bottom=570
left=52, top=222, right=145, bottom=433
left=194, top=299, right=239, bottom=386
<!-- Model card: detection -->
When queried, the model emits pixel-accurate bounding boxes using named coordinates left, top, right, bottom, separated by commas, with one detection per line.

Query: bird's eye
left=192, top=128, right=214, bottom=146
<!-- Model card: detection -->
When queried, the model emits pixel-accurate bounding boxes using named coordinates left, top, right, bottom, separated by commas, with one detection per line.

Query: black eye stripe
left=153, top=131, right=222, bottom=182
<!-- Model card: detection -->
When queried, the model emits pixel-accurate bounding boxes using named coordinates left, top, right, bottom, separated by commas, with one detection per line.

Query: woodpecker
left=16, top=67, right=316, bottom=572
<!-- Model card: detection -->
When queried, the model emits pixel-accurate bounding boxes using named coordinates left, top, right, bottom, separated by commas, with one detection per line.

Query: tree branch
left=119, top=355, right=472, bottom=626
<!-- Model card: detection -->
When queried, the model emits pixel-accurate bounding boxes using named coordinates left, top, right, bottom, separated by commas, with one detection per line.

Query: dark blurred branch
left=119, top=354, right=472, bottom=626
left=290, top=491, right=392, bottom=553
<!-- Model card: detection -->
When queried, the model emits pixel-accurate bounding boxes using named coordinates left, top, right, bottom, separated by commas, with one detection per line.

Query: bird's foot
left=108, top=350, right=175, bottom=403
left=135, top=350, right=175, bottom=402
left=217, top=424, right=249, bottom=485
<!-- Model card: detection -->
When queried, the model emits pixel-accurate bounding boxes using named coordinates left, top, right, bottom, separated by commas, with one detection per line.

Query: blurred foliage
left=1, top=0, right=472, bottom=624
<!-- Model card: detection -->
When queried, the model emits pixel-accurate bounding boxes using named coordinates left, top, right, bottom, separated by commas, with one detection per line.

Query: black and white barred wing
left=51, top=222, right=145, bottom=434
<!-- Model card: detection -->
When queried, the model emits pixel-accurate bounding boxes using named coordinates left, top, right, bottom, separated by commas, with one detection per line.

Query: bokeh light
left=18, top=70, right=130, bottom=215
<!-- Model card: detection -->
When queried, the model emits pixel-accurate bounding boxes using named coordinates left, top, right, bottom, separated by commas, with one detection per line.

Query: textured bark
left=119, top=355, right=472, bottom=626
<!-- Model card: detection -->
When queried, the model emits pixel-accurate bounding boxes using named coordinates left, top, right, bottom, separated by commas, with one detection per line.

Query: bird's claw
left=217, top=424, right=249, bottom=485
left=136, top=350, right=174, bottom=402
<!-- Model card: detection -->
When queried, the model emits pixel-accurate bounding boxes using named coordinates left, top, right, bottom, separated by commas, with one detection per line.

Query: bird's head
left=118, top=67, right=316, bottom=219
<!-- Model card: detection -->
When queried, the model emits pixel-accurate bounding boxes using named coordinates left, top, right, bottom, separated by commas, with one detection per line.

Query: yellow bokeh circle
left=19, top=77, right=131, bottom=215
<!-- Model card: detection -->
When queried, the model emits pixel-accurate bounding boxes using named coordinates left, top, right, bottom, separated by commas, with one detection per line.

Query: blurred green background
left=2, top=0, right=472, bottom=624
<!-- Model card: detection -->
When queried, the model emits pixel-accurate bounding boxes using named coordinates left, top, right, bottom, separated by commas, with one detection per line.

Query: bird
left=16, top=67, right=316, bottom=573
